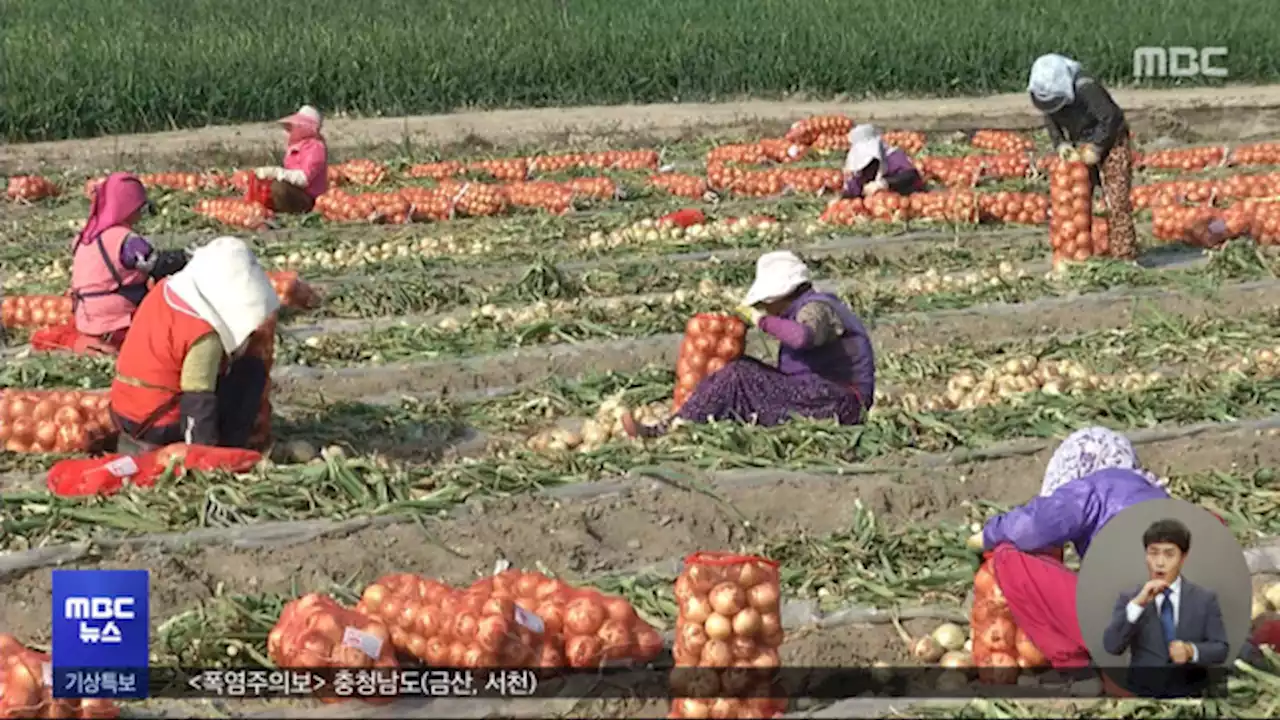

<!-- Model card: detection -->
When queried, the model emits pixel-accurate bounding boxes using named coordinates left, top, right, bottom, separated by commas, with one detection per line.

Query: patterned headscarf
left=1040, top=426, right=1164, bottom=497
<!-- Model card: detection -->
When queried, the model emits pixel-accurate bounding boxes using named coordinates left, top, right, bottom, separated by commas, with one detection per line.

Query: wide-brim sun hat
left=278, top=105, right=322, bottom=130
left=844, top=124, right=885, bottom=174
left=742, top=251, right=810, bottom=306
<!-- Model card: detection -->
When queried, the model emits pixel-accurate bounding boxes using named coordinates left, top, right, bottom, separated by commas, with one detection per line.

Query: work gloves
left=254, top=167, right=309, bottom=188
left=735, top=305, right=765, bottom=326
left=864, top=178, right=889, bottom=196
left=1056, top=144, right=1079, bottom=162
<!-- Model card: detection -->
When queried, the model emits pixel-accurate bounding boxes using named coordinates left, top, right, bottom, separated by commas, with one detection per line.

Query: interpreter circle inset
left=1076, top=498, right=1250, bottom=696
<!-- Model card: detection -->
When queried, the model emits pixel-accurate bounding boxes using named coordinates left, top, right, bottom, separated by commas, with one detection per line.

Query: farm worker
left=109, top=236, right=280, bottom=450
left=965, top=426, right=1170, bottom=670
left=840, top=124, right=924, bottom=199
left=1028, top=53, right=1137, bottom=259
left=70, top=172, right=190, bottom=354
left=621, top=251, right=875, bottom=437
left=253, top=105, right=328, bottom=214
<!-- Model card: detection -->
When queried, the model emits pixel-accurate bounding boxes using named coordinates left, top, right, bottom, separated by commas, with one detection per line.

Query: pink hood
left=77, top=172, right=147, bottom=248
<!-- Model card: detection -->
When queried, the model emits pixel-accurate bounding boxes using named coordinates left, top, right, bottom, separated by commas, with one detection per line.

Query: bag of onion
left=267, top=594, right=397, bottom=704
left=0, top=389, right=115, bottom=455
left=1049, top=161, right=1095, bottom=269
left=356, top=573, right=548, bottom=669
left=0, top=634, right=118, bottom=718
left=469, top=569, right=665, bottom=669
left=669, top=552, right=787, bottom=720
left=970, top=550, right=1057, bottom=684
left=674, top=314, right=747, bottom=413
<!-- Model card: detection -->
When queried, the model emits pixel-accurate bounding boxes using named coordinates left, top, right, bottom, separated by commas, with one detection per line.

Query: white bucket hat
left=742, top=251, right=810, bottom=306
left=844, top=124, right=886, bottom=175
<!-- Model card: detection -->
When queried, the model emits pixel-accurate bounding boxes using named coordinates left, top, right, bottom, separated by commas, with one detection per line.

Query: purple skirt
left=675, top=357, right=865, bottom=428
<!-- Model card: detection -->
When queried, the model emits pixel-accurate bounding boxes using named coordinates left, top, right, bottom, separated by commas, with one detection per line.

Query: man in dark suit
left=1102, top=518, right=1230, bottom=697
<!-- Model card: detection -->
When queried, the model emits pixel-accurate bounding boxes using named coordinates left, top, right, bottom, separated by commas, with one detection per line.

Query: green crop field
left=2, top=0, right=1273, bottom=142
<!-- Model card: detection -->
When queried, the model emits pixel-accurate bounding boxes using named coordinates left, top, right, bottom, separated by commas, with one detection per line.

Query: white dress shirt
left=1125, top=576, right=1200, bottom=662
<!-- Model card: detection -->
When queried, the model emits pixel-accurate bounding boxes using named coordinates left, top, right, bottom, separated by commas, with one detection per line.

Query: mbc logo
left=1133, top=47, right=1228, bottom=78
left=65, top=596, right=134, bottom=644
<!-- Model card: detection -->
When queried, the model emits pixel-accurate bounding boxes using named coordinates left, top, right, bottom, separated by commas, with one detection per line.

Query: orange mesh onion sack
left=674, top=314, right=747, bottom=413
left=669, top=552, right=786, bottom=720
left=267, top=593, right=397, bottom=704
left=1049, top=161, right=1094, bottom=269
left=970, top=549, right=1061, bottom=684
left=0, top=634, right=118, bottom=718
left=468, top=569, right=664, bottom=668
left=355, top=574, right=547, bottom=669
left=244, top=317, right=276, bottom=450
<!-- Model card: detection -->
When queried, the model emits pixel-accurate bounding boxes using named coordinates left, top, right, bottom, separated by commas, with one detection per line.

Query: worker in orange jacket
left=110, top=236, right=280, bottom=449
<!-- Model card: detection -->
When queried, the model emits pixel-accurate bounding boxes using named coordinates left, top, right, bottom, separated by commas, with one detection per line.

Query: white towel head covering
left=844, top=124, right=887, bottom=175
left=166, top=236, right=281, bottom=355
left=1028, top=54, right=1083, bottom=114
left=742, top=251, right=811, bottom=307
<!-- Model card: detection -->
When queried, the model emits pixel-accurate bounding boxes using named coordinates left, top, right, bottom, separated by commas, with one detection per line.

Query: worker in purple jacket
left=965, top=427, right=1171, bottom=670
left=841, top=124, right=924, bottom=198
left=621, top=251, right=875, bottom=438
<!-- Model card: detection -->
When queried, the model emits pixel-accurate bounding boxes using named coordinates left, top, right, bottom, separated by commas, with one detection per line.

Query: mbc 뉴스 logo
left=1133, top=47, right=1228, bottom=78
left=64, top=596, right=135, bottom=644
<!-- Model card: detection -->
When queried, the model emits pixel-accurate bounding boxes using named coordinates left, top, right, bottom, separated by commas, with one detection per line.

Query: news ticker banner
left=48, top=570, right=1226, bottom=702
left=51, top=666, right=1228, bottom=701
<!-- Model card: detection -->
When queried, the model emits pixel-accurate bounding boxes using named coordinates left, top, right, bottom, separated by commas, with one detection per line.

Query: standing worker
left=841, top=124, right=924, bottom=199
left=1028, top=53, right=1137, bottom=259
left=253, top=105, right=329, bottom=214
left=110, top=236, right=280, bottom=450
left=70, top=172, right=189, bottom=354
left=621, top=251, right=875, bottom=437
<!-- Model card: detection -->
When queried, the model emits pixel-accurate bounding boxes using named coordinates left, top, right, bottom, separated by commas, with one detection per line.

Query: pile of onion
left=1229, top=142, right=1280, bottom=167
left=863, top=192, right=916, bottom=223
left=910, top=190, right=981, bottom=224
left=819, top=197, right=871, bottom=226
left=332, top=159, right=388, bottom=186
left=1049, top=161, right=1095, bottom=267
left=468, top=569, right=664, bottom=668
left=435, top=180, right=509, bottom=217
left=1136, top=146, right=1227, bottom=171
left=0, top=634, right=118, bottom=718
left=675, top=314, right=747, bottom=413
left=530, top=150, right=659, bottom=174
left=355, top=573, right=547, bottom=669
left=268, top=593, right=397, bottom=704
left=1, top=295, right=73, bottom=328
left=783, top=115, right=854, bottom=147
left=5, top=175, right=60, bottom=202
left=648, top=174, right=711, bottom=200
left=193, top=198, right=273, bottom=230
left=669, top=552, right=786, bottom=720
left=0, top=389, right=115, bottom=454
left=970, top=552, right=1056, bottom=685
left=970, top=130, right=1035, bottom=154
left=408, top=160, right=466, bottom=180
left=469, top=158, right=529, bottom=182
left=977, top=192, right=1049, bottom=225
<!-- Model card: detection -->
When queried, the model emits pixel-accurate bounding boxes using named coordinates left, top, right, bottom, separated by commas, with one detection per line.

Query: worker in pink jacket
left=70, top=172, right=189, bottom=354
left=254, top=105, right=329, bottom=213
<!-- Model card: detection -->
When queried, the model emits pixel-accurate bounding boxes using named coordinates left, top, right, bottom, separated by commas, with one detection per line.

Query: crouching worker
left=622, top=251, right=875, bottom=437
left=254, top=105, right=328, bottom=214
left=966, top=427, right=1170, bottom=670
left=71, top=172, right=189, bottom=353
left=110, top=236, right=281, bottom=451
left=841, top=124, right=924, bottom=199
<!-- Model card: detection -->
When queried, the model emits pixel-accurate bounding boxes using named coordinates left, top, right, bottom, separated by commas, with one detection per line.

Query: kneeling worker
left=110, top=236, right=281, bottom=450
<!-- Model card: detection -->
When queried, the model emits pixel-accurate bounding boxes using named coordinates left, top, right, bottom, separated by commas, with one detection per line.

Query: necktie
left=1159, top=588, right=1176, bottom=644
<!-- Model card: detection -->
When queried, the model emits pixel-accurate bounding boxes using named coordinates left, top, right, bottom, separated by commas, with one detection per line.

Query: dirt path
left=3, top=423, right=1277, bottom=643
left=272, top=277, right=1280, bottom=404
left=7, top=86, right=1280, bottom=173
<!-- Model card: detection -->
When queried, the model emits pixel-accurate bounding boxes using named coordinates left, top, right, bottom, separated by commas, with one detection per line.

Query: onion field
left=3, top=89, right=1280, bottom=719
left=5, top=0, right=1279, bottom=141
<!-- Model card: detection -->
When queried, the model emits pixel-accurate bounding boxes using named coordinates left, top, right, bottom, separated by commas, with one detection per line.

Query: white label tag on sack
left=105, top=456, right=139, bottom=478
left=513, top=606, right=545, bottom=634
left=43, top=662, right=53, bottom=686
left=342, top=627, right=383, bottom=661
